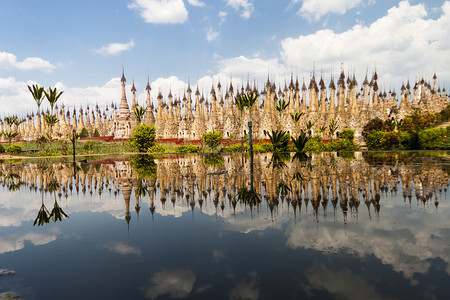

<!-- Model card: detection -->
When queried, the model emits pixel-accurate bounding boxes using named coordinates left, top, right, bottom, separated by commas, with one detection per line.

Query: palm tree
left=28, top=84, right=45, bottom=114
left=290, top=112, right=304, bottom=125
left=275, top=98, right=290, bottom=128
left=329, top=120, right=339, bottom=140
left=318, top=126, right=326, bottom=138
left=241, top=91, right=259, bottom=121
left=233, top=92, right=247, bottom=151
left=133, top=105, right=147, bottom=124
left=305, top=120, right=315, bottom=136
left=44, top=114, right=58, bottom=140
left=44, top=87, right=64, bottom=115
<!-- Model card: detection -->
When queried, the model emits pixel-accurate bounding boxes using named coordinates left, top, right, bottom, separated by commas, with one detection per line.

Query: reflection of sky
left=1, top=155, right=450, bottom=299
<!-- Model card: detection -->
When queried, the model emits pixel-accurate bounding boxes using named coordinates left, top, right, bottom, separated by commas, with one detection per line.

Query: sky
left=1, top=0, right=450, bottom=116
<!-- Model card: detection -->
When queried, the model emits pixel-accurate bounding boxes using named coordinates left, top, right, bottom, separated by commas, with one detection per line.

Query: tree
left=28, top=84, right=45, bottom=114
left=44, top=114, right=58, bottom=140
left=328, top=120, right=339, bottom=140
left=305, top=120, right=315, bottom=136
left=44, top=87, right=63, bottom=114
left=202, top=131, right=223, bottom=151
left=129, top=124, right=156, bottom=152
left=133, top=105, right=147, bottom=124
left=234, top=91, right=259, bottom=151
left=291, top=131, right=310, bottom=152
left=318, top=126, right=326, bottom=138
left=267, top=129, right=290, bottom=152
left=275, top=98, right=290, bottom=128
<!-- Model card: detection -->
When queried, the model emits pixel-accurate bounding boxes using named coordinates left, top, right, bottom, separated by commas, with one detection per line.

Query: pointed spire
left=145, top=76, right=151, bottom=91
left=121, top=66, right=126, bottom=83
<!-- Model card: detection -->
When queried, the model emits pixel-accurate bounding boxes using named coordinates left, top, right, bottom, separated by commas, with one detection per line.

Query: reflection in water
left=0, top=152, right=450, bottom=299
left=0, top=152, right=448, bottom=225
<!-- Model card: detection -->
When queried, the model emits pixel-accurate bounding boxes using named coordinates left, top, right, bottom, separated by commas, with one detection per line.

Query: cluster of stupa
left=1, top=69, right=448, bottom=143
left=1, top=152, right=447, bottom=223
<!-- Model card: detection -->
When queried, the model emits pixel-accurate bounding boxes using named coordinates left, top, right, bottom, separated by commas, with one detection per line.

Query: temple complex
left=0, top=69, right=448, bottom=142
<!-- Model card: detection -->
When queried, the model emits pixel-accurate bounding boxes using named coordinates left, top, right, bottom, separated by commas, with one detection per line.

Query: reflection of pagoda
left=2, top=152, right=450, bottom=225
left=114, top=161, right=133, bottom=226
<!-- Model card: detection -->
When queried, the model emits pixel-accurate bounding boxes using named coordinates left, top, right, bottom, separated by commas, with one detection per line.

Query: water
left=0, top=152, right=449, bottom=299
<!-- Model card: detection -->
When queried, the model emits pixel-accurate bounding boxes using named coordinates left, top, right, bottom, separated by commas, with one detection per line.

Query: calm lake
left=1, top=152, right=449, bottom=300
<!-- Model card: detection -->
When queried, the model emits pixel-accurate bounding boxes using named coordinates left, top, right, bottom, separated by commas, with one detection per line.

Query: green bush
left=380, top=131, right=400, bottom=150
left=398, top=131, right=419, bottom=149
left=365, top=131, right=384, bottom=150
left=6, top=144, right=22, bottom=154
left=337, top=129, right=354, bottom=140
left=362, top=118, right=384, bottom=137
left=303, top=136, right=325, bottom=152
left=130, top=155, right=157, bottom=178
left=267, top=130, right=290, bottom=152
left=326, top=139, right=359, bottom=151
left=79, top=128, right=89, bottom=138
left=418, top=127, right=450, bottom=150
left=253, top=141, right=273, bottom=153
left=223, top=143, right=249, bottom=152
left=83, top=141, right=96, bottom=152
left=202, top=131, right=223, bottom=151
left=93, top=129, right=100, bottom=137
left=0, top=144, right=4, bottom=153
left=174, top=145, right=199, bottom=153
left=129, top=125, right=156, bottom=152
left=148, top=143, right=168, bottom=153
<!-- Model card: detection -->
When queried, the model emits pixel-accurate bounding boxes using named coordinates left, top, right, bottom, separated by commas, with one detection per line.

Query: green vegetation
left=174, top=145, right=200, bottom=153
left=202, top=131, right=223, bottom=151
left=266, top=129, right=290, bottom=152
left=203, top=154, right=224, bottom=168
left=128, top=124, right=156, bottom=152
left=291, top=131, right=310, bottom=152
left=6, top=144, right=22, bottom=154
left=363, top=105, right=450, bottom=150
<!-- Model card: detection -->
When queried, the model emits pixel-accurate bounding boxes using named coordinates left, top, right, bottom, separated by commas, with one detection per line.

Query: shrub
left=93, top=129, right=100, bottom=137
left=303, top=136, right=325, bottom=152
left=202, top=131, right=223, bottom=151
left=291, top=132, right=310, bottom=152
left=128, top=125, right=156, bottom=152
left=148, top=143, right=168, bottom=153
left=365, top=131, right=384, bottom=150
left=267, top=129, right=290, bottom=152
left=379, top=131, right=400, bottom=150
left=362, top=118, right=384, bottom=137
left=253, top=141, right=273, bottom=153
left=174, top=145, right=199, bottom=153
left=0, top=144, right=4, bottom=153
left=337, top=129, right=354, bottom=140
left=6, top=144, right=22, bottom=154
left=399, top=117, right=416, bottom=132
left=398, top=131, right=418, bottom=150
left=418, top=127, right=450, bottom=150
left=326, top=139, right=359, bottom=151
left=79, top=128, right=89, bottom=138
left=223, top=143, right=249, bottom=152
left=440, top=104, right=450, bottom=121
left=83, top=141, right=96, bottom=152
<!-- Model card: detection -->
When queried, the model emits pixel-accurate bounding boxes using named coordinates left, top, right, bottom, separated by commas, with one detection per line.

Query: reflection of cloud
left=229, top=271, right=260, bottom=300
left=103, top=241, right=141, bottom=256
left=0, top=229, right=60, bottom=254
left=213, top=249, right=225, bottom=262
left=143, top=270, right=196, bottom=299
left=305, top=265, right=387, bottom=300
left=285, top=206, right=450, bottom=281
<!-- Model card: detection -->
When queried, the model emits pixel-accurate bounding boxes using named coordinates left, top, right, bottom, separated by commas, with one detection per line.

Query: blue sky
left=1, top=0, right=449, bottom=115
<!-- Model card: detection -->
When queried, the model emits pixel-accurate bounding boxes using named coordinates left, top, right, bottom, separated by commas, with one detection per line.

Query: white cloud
left=281, top=1, right=450, bottom=92
left=218, top=56, right=288, bottom=85
left=0, top=230, right=60, bottom=254
left=206, top=27, right=219, bottom=42
left=187, top=0, right=205, bottom=7
left=225, top=0, right=254, bottom=19
left=128, top=0, right=188, bottom=24
left=143, top=270, right=196, bottom=299
left=295, top=0, right=362, bottom=21
left=94, top=39, right=135, bottom=56
left=218, top=10, right=228, bottom=23
left=0, top=51, right=55, bottom=73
